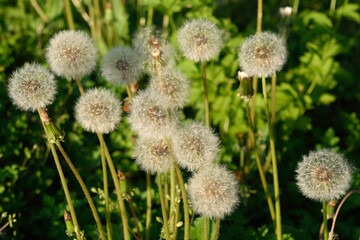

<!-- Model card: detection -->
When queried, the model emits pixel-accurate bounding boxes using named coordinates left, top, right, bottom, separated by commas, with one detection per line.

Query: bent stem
left=214, top=217, right=220, bottom=240
left=323, top=199, right=328, bottom=240
left=245, top=103, right=276, bottom=224
left=175, top=165, right=190, bottom=240
left=158, top=174, right=171, bottom=240
left=146, top=173, right=152, bottom=240
left=98, top=133, right=130, bottom=240
left=201, top=61, right=210, bottom=127
left=56, top=142, right=106, bottom=240
left=101, top=139, right=112, bottom=240
left=329, top=190, right=360, bottom=240
left=49, top=143, right=81, bottom=240
left=261, top=76, right=282, bottom=240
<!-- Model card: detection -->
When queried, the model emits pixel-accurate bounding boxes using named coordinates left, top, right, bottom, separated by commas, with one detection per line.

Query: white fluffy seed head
left=178, top=19, right=223, bottom=62
left=173, top=122, right=220, bottom=172
left=238, top=32, right=287, bottom=77
left=132, top=26, right=176, bottom=73
left=46, top=30, right=97, bottom=79
left=8, top=63, right=57, bottom=112
left=75, top=88, right=122, bottom=134
left=148, top=67, right=190, bottom=109
left=188, top=164, right=239, bottom=219
left=128, top=89, right=177, bottom=138
left=133, top=135, right=174, bottom=174
left=101, top=46, right=143, bottom=86
left=295, top=149, right=352, bottom=202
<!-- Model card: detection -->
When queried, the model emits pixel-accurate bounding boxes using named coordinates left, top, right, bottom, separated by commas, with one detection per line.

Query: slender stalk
left=98, top=133, right=130, bottom=240
left=175, top=165, right=189, bottom=240
left=271, top=74, right=276, bottom=123
left=146, top=173, right=152, bottom=240
left=261, top=76, right=282, bottom=240
left=49, top=143, right=81, bottom=240
left=126, top=84, right=133, bottom=102
left=329, top=0, right=336, bottom=16
left=245, top=103, right=276, bottom=224
left=101, top=139, right=112, bottom=240
left=147, top=7, right=154, bottom=26
left=329, top=190, right=360, bottom=240
left=173, top=188, right=181, bottom=240
left=94, top=0, right=103, bottom=40
left=170, top=168, right=176, bottom=233
left=293, top=0, right=300, bottom=15
left=56, top=142, right=106, bottom=240
left=75, top=76, right=85, bottom=95
left=203, top=217, right=208, bottom=240
left=158, top=174, right=171, bottom=240
left=213, top=217, right=220, bottom=240
left=63, top=0, right=75, bottom=29
left=128, top=197, right=143, bottom=240
left=30, top=0, right=49, bottom=22
left=201, top=61, right=210, bottom=127
left=164, top=173, right=169, bottom=211
left=323, top=199, right=328, bottom=240
left=0, top=221, right=10, bottom=232
left=256, top=0, right=263, bottom=33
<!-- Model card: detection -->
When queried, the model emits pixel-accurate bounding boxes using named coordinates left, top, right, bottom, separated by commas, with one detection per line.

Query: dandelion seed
left=295, top=149, right=352, bottom=202
left=8, top=63, right=57, bottom=112
left=279, top=6, right=293, bottom=17
left=173, top=122, right=220, bottom=172
left=133, top=135, right=174, bottom=174
left=188, top=164, right=239, bottom=219
left=178, top=19, right=223, bottom=62
left=46, top=30, right=97, bottom=79
left=101, top=46, right=143, bottom=86
left=75, top=88, right=122, bottom=134
left=238, top=32, right=287, bottom=77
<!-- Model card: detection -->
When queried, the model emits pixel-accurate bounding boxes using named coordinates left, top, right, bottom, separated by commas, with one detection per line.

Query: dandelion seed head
left=188, top=164, right=239, bottom=219
left=46, top=30, right=97, bottom=79
left=8, top=63, right=57, bottom=112
left=173, top=122, right=220, bottom=172
left=178, top=19, right=223, bottom=62
left=238, top=32, right=287, bottom=77
left=75, top=88, right=122, bottom=134
left=295, top=149, right=352, bottom=202
left=101, top=46, right=143, bottom=86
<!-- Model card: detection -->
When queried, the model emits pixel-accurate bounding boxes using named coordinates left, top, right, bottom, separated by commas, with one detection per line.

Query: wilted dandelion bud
left=188, top=164, right=239, bottom=219
left=178, top=19, right=223, bottom=62
left=133, top=135, right=174, bottom=174
left=8, top=63, right=57, bottom=112
left=295, top=149, right=352, bottom=202
left=237, top=71, right=253, bottom=102
left=149, top=67, right=190, bottom=109
left=279, top=6, right=293, bottom=18
left=101, top=46, right=143, bottom=86
left=238, top=32, right=287, bottom=77
left=75, top=88, right=122, bottom=134
left=46, top=30, right=97, bottom=79
left=173, top=122, right=220, bottom=172
left=128, top=89, right=177, bottom=138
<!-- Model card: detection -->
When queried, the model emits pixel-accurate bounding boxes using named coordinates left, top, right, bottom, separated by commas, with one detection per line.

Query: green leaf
left=319, top=93, right=336, bottom=105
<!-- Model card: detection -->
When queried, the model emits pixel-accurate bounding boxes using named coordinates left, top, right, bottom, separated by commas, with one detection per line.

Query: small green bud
left=43, top=122, right=65, bottom=143
left=237, top=71, right=253, bottom=102
left=64, top=210, right=75, bottom=237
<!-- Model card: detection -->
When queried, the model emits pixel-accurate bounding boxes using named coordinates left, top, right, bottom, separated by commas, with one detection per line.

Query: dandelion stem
left=201, top=61, right=210, bottom=127
left=213, top=217, right=220, bottom=240
left=56, top=142, right=106, bottom=240
left=98, top=133, right=130, bottom=240
left=146, top=173, right=152, bottom=240
left=75, top=76, right=85, bottom=95
left=245, top=102, right=276, bottom=224
left=101, top=139, right=112, bottom=240
left=164, top=173, right=169, bottom=211
left=128, top=196, right=143, bottom=240
left=170, top=168, right=176, bottom=234
left=323, top=199, right=328, bottom=240
left=203, top=217, right=208, bottom=240
left=256, top=0, right=263, bottom=33
left=158, top=174, right=171, bottom=240
left=175, top=165, right=190, bottom=240
left=49, top=143, right=82, bottom=240
left=173, top=187, right=181, bottom=240
left=271, top=74, right=276, bottom=123
left=126, top=84, right=133, bottom=102
left=63, top=0, right=75, bottom=30
left=261, top=76, right=282, bottom=240
left=293, top=0, right=300, bottom=15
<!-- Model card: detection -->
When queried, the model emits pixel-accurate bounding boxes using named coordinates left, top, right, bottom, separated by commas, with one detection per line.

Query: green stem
left=49, top=143, right=82, bottom=240
left=271, top=74, right=276, bottom=123
left=56, top=142, right=106, bottom=240
left=146, top=173, right=152, bottom=240
left=256, top=0, right=263, bottom=33
left=158, top=174, right=171, bottom=240
left=173, top=189, right=181, bottom=240
left=245, top=103, right=276, bottom=224
left=75, top=76, right=85, bottom=95
left=126, top=84, right=133, bottom=102
left=329, top=0, right=336, bottom=16
left=170, top=168, right=176, bottom=234
left=98, top=133, right=130, bottom=240
left=323, top=199, right=328, bottom=240
left=175, top=165, right=189, bottom=240
left=147, top=7, right=154, bottom=26
left=203, top=217, right=208, bottom=240
left=213, top=218, right=220, bottom=240
left=293, top=0, right=300, bottom=15
left=261, top=76, right=282, bottom=240
left=101, top=139, right=112, bottom=240
left=201, top=61, right=210, bottom=127
left=63, top=0, right=75, bottom=29
left=164, top=173, right=169, bottom=211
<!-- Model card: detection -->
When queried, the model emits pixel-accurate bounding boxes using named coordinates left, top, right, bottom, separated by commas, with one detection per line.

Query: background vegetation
left=0, top=0, right=359, bottom=239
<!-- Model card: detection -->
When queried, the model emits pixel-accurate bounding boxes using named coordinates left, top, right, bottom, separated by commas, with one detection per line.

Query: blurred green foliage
left=0, top=0, right=359, bottom=239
